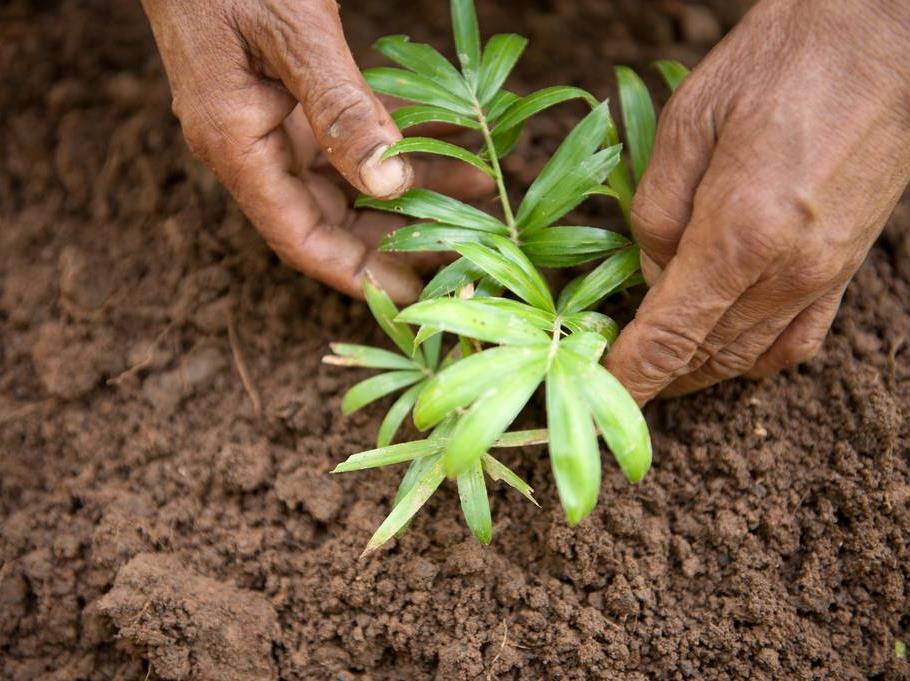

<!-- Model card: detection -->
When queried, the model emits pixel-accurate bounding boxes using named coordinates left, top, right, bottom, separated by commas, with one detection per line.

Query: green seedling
left=324, top=0, right=688, bottom=555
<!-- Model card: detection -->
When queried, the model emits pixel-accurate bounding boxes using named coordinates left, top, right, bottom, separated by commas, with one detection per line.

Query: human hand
left=141, top=0, right=493, bottom=302
left=606, top=0, right=910, bottom=404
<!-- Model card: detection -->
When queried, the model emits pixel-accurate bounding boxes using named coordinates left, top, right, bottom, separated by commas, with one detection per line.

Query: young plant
left=324, top=0, right=688, bottom=555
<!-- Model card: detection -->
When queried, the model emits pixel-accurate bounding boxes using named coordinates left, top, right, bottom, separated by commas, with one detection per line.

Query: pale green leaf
left=492, top=429, right=549, bottom=447
left=374, top=35, right=471, bottom=98
left=397, top=298, right=550, bottom=345
left=546, top=352, right=601, bottom=526
left=454, top=242, right=554, bottom=311
left=391, top=104, right=480, bottom=132
left=521, top=226, right=629, bottom=267
left=451, top=0, right=482, bottom=84
left=382, top=137, right=494, bottom=177
left=357, top=189, right=507, bottom=234
left=561, top=311, right=619, bottom=345
left=556, top=246, right=641, bottom=314
left=341, top=370, right=425, bottom=415
left=333, top=436, right=443, bottom=473
left=364, top=67, right=473, bottom=114
left=476, top=34, right=527, bottom=105
left=482, top=453, right=539, bottom=506
left=615, top=66, right=656, bottom=184
left=491, top=86, right=598, bottom=134
left=470, top=297, right=555, bottom=330
left=443, top=356, right=547, bottom=476
left=558, top=331, right=608, bottom=365
left=420, top=257, right=484, bottom=300
left=457, top=459, right=492, bottom=544
left=413, top=344, right=549, bottom=430
left=364, top=277, right=418, bottom=358
left=323, top=343, right=420, bottom=371
left=654, top=60, right=690, bottom=92
left=376, top=382, right=425, bottom=448
left=380, top=224, right=488, bottom=252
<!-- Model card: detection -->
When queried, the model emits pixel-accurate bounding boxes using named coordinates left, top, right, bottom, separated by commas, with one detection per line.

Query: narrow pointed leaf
left=458, top=459, right=492, bottom=544
left=421, top=329, right=443, bottom=369
left=397, top=298, right=549, bottom=345
left=521, top=226, right=629, bottom=267
left=546, top=353, right=601, bottom=526
left=382, top=138, right=494, bottom=177
left=341, top=370, right=425, bottom=415
left=363, top=455, right=446, bottom=555
left=474, top=275, right=503, bottom=298
left=380, top=224, right=487, bottom=253
left=451, top=0, right=482, bottom=85
left=654, top=60, right=689, bottom=92
left=615, top=66, right=656, bottom=184
left=393, top=419, right=456, bottom=507
left=364, top=278, right=417, bottom=358
left=579, top=361, right=652, bottom=483
left=377, top=382, right=425, bottom=448
left=454, top=242, right=553, bottom=311
left=491, top=86, right=598, bottom=134
left=558, top=331, right=608, bottom=365
left=482, top=454, right=539, bottom=506
left=556, top=246, right=641, bottom=314
left=374, top=35, right=470, bottom=98
left=492, top=429, right=549, bottom=447
left=414, top=344, right=549, bottom=430
left=364, top=67, right=473, bottom=114
left=333, top=436, right=443, bottom=473
left=561, top=312, right=619, bottom=345
left=420, top=257, right=484, bottom=300
left=486, top=89, right=520, bottom=121
left=412, top=324, right=440, bottom=352
left=484, top=234, right=555, bottom=311
left=443, top=358, right=547, bottom=477
left=476, top=34, right=528, bottom=105
left=392, top=104, right=480, bottom=132
left=357, top=189, right=507, bottom=234
left=324, top=343, right=420, bottom=370
left=471, top=297, right=555, bottom=330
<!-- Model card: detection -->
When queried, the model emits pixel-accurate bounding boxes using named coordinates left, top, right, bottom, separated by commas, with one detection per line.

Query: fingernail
left=361, top=146, right=412, bottom=199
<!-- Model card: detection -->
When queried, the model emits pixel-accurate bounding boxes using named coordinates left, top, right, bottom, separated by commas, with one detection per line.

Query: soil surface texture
left=2, top=0, right=909, bottom=679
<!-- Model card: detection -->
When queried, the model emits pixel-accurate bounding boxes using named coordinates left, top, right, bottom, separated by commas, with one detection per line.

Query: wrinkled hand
left=141, top=0, right=492, bottom=302
left=607, top=0, right=910, bottom=404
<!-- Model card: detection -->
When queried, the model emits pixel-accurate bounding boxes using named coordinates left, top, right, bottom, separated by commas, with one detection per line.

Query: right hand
left=141, top=0, right=493, bottom=302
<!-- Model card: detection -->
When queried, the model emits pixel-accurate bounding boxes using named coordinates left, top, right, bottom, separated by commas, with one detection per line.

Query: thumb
left=629, top=87, right=714, bottom=282
left=254, top=3, right=411, bottom=199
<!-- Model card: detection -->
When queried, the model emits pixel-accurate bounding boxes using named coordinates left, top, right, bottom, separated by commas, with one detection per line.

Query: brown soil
left=2, top=1, right=909, bottom=679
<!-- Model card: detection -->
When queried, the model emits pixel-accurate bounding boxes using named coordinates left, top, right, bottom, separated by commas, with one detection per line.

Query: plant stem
left=474, top=101, right=517, bottom=241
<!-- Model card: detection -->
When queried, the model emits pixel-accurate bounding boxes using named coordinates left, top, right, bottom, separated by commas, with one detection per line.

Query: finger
left=746, top=287, right=845, bottom=379
left=659, top=310, right=797, bottom=397
left=630, top=88, right=715, bottom=270
left=250, top=3, right=412, bottom=199
left=604, top=240, right=756, bottom=406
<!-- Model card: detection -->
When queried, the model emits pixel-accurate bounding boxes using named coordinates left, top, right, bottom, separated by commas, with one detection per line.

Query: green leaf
left=444, top=356, right=547, bottom=476
left=457, top=459, right=492, bottom=544
left=491, top=86, right=598, bottom=134
left=492, top=429, right=549, bottom=447
left=380, top=224, right=488, bottom=253
left=374, top=35, right=471, bottom=98
left=521, top=226, right=629, bottom=268
left=391, top=104, right=481, bottom=132
left=364, top=277, right=418, bottom=358
left=470, top=297, right=555, bottom=331
left=333, top=436, right=443, bottom=473
left=556, top=246, right=641, bottom=314
left=474, top=275, right=504, bottom=298
left=615, top=66, right=656, bottom=184
left=451, top=0, right=482, bottom=85
left=654, top=60, right=689, bottom=92
left=357, top=189, right=507, bottom=234
left=364, top=67, right=473, bottom=115
left=546, top=352, right=601, bottom=526
left=482, top=453, right=539, bottom=506
left=578, top=361, right=652, bottom=483
left=454, top=242, right=554, bottom=311
left=515, top=101, right=618, bottom=232
left=485, top=90, right=520, bottom=121
left=413, top=344, right=549, bottom=430
left=485, top=235, right=556, bottom=311
left=476, top=34, right=528, bottom=105
left=420, top=257, right=484, bottom=300
left=341, top=370, right=425, bottom=415
left=561, top=312, right=619, bottom=345
left=376, top=382, right=425, bottom=448
left=558, top=331, right=608, bottom=365
left=397, top=298, right=550, bottom=345
left=363, top=454, right=447, bottom=555
left=323, top=343, right=420, bottom=371
left=422, top=329, right=443, bottom=368
left=382, top=137, right=494, bottom=177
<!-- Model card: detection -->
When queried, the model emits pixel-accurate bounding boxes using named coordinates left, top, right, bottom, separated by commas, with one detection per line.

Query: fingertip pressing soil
left=2, top=1, right=909, bottom=680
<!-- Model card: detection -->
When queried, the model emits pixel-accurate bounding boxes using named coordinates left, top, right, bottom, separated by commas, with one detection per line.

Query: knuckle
left=705, top=345, right=756, bottom=377
left=308, top=82, right=374, bottom=141
left=776, top=332, right=825, bottom=368
left=633, top=318, right=703, bottom=380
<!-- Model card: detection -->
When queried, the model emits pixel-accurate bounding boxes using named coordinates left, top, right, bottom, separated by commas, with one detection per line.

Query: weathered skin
left=142, top=0, right=910, bottom=400
left=140, top=0, right=492, bottom=303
